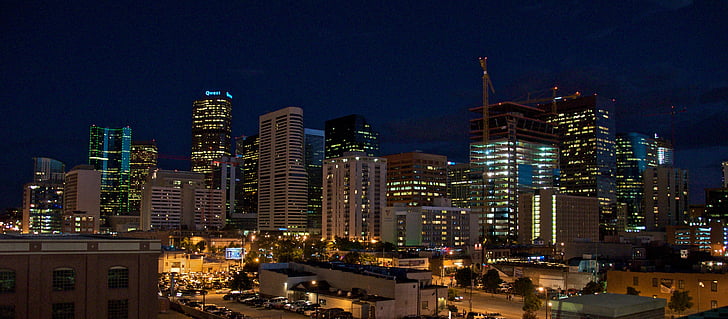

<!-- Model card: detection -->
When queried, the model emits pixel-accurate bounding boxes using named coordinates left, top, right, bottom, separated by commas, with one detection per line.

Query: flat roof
left=551, top=293, right=666, bottom=317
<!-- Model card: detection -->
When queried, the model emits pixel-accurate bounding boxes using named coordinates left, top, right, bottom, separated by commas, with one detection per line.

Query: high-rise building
left=191, top=90, right=232, bottom=186
left=63, top=165, right=101, bottom=234
left=258, top=107, right=308, bottom=233
left=447, top=162, right=477, bottom=209
left=643, top=167, right=689, bottom=230
left=469, top=101, right=559, bottom=243
left=656, top=136, right=674, bottom=166
left=705, top=188, right=728, bottom=223
left=88, top=125, right=132, bottom=224
left=305, top=129, right=325, bottom=235
left=140, top=169, right=224, bottom=230
left=722, top=161, right=728, bottom=188
left=234, top=135, right=259, bottom=231
left=324, top=114, right=379, bottom=159
left=322, top=153, right=387, bottom=241
left=518, top=189, right=599, bottom=245
left=539, top=95, right=616, bottom=238
left=22, top=157, right=66, bottom=234
left=212, top=155, right=242, bottom=226
left=616, top=133, right=658, bottom=231
left=129, top=140, right=158, bottom=214
left=382, top=152, right=447, bottom=207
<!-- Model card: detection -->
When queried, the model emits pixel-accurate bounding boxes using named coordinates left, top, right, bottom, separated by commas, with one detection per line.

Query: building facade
left=517, top=189, right=599, bottom=245
left=0, top=234, right=161, bottom=319
left=705, top=188, right=728, bottom=223
left=22, top=157, right=66, bottom=234
left=322, top=153, right=387, bottom=241
left=469, top=101, right=560, bottom=243
left=324, top=114, right=379, bottom=159
left=305, top=129, right=325, bottom=235
left=63, top=165, right=101, bottom=234
left=616, top=133, right=658, bottom=232
left=129, top=141, right=158, bottom=215
left=258, top=107, right=308, bottom=233
left=643, top=167, right=689, bottom=230
left=539, top=96, right=617, bottom=239
left=88, top=125, right=132, bottom=222
left=446, top=163, right=477, bottom=209
left=191, top=91, right=232, bottom=186
left=382, top=152, right=448, bottom=207
left=381, top=199, right=477, bottom=247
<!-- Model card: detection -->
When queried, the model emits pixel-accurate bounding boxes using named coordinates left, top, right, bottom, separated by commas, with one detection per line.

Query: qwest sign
left=205, top=91, right=233, bottom=99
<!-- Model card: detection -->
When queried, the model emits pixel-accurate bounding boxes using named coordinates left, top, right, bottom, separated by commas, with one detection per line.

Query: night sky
left=2, top=1, right=727, bottom=209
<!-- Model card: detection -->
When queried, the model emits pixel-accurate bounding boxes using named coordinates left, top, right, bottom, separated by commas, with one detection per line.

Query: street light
left=698, top=281, right=704, bottom=313
left=538, top=287, right=549, bottom=319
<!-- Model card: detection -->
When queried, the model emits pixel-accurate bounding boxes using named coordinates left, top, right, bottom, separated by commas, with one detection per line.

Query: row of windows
left=0, top=266, right=128, bottom=293
left=635, top=276, right=719, bottom=292
left=0, top=300, right=127, bottom=319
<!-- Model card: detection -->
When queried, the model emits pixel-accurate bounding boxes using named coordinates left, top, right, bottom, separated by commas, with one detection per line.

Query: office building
left=722, top=161, right=728, bottom=188
left=322, top=153, right=387, bottom=241
left=643, top=167, right=689, bottom=230
left=705, top=188, right=728, bottom=223
left=305, top=129, right=325, bottom=235
left=88, top=125, right=132, bottom=223
left=382, top=198, right=477, bottom=247
left=234, top=135, right=259, bottom=231
left=382, top=152, right=447, bottom=207
left=0, top=234, right=161, bottom=319
left=258, top=107, right=308, bottom=233
left=129, top=141, right=158, bottom=214
left=656, top=136, right=674, bottom=166
left=469, top=101, right=559, bottom=243
left=616, top=133, right=658, bottom=231
left=517, top=189, right=599, bottom=245
left=666, top=221, right=726, bottom=255
left=62, top=165, right=101, bottom=234
left=22, top=157, right=65, bottom=234
left=539, top=95, right=617, bottom=238
left=212, top=156, right=242, bottom=226
left=447, top=163, right=477, bottom=209
left=324, top=114, right=379, bottom=159
left=191, top=90, right=232, bottom=186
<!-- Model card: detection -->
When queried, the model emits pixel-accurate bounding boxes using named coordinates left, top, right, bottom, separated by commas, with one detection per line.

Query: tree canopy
left=668, top=290, right=693, bottom=314
left=581, top=281, right=604, bottom=295
left=454, top=267, right=477, bottom=287
left=482, top=269, right=503, bottom=293
left=626, top=286, right=640, bottom=295
left=513, top=277, right=535, bottom=297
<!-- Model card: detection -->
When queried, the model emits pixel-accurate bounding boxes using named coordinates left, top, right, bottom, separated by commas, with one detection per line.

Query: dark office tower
left=539, top=95, right=616, bottom=239
left=89, top=126, right=132, bottom=223
left=305, top=129, right=325, bottom=235
left=129, top=141, right=158, bottom=214
left=447, top=163, right=478, bottom=209
left=238, top=135, right=259, bottom=217
left=643, top=167, right=688, bottom=230
left=616, top=133, right=658, bottom=231
left=382, top=152, right=448, bottom=207
left=655, top=136, right=674, bottom=166
left=470, top=102, right=559, bottom=243
left=705, top=188, right=728, bottom=223
left=22, top=157, right=65, bottom=233
left=258, top=107, right=308, bottom=233
left=191, top=90, right=232, bottom=186
left=324, top=114, right=379, bottom=159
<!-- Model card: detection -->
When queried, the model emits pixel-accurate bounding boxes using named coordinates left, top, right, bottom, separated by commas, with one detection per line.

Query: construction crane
left=514, top=86, right=581, bottom=113
left=479, top=57, right=495, bottom=144
left=646, top=105, right=687, bottom=146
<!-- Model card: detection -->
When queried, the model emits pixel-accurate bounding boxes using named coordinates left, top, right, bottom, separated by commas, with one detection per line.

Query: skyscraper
left=616, top=133, right=658, bottom=231
left=258, top=107, right=308, bottom=233
left=324, top=114, right=379, bottom=159
left=63, top=165, right=101, bottom=234
left=322, top=153, right=387, bottom=241
left=469, top=102, right=559, bottom=243
left=88, top=125, right=132, bottom=223
left=235, top=135, right=259, bottom=231
left=129, top=140, right=158, bottom=214
left=382, top=152, right=448, bottom=207
left=539, top=95, right=616, bottom=238
left=447, top=162, right=477, bottom=209
left=305, top=128, right=325, bottom=235
left=191, top=90, right=232, bottom=186
left=22, top=157, right=65, bottom=234
left=643, top=167, right=689, bottom=230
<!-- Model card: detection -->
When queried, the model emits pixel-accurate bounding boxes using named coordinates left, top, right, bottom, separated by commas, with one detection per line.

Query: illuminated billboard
left=225, top=248, right=244, bottom=260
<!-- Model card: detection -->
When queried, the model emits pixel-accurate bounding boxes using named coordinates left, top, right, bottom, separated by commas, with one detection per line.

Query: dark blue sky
left=2, top=0, right=727, bottom=208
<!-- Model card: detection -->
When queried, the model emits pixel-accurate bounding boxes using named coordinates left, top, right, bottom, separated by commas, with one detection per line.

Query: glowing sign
left=225, top=248, right=244, bottom=260
left=226, top=92, right=233, bottom=98
left=205, top=91, right=233, bottom=99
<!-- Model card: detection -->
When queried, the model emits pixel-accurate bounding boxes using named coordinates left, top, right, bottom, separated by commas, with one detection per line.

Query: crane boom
left=479, top=57, right=495, bottom=144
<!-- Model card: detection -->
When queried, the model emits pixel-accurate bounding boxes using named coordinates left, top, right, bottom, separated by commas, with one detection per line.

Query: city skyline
left=2, top=1, right=727, bottom=209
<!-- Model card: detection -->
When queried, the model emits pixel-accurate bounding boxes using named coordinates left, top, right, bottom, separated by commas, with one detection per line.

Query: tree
left=626, top=286, right=640, bottom=295
left=582, top=281, right=604, bottom=295
left=454, top=267, right=476, bottom=288
left=227, top=271, right=253, bottom=290
left=522, top=311, right=538, bottom=319
left=513, top=277, right=535, bottom=297
left=482, top=269, right=503, bottom=293
left=342, top=251, right=363, bottom=264
left=668, top=290, right=693, bottom=314
left=522, top=292, right=543, bottom=312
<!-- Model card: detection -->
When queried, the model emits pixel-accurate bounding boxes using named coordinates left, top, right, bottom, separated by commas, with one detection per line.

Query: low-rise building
left=550, top=293, right=666, bottom=319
